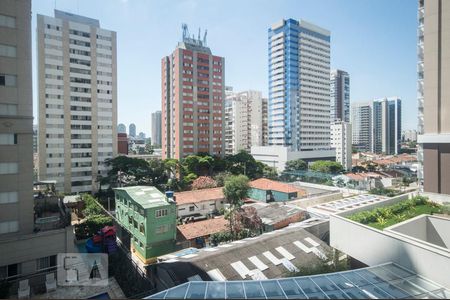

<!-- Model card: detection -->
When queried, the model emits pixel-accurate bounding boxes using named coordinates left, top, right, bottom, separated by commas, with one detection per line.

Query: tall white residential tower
left=38, top=10, right=117, bottom=193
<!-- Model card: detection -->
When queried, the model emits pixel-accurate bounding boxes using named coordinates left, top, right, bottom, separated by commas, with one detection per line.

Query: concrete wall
left=388, top=215, right=450, bottom=250
left=0, top=227, right=74, bottom=275
left=177, top=199, right=224, bottom=218
left=330, top=213, right=450, bottom=287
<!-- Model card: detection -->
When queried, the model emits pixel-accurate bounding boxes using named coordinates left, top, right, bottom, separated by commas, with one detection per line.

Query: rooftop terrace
left=114, top=186, right=170, bottom=209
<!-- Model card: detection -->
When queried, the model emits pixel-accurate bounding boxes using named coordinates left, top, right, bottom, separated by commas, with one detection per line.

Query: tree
left=214, top=171, right=231, bottom=187
left=285, top=159, right=307, bottom=172
left=237, top=206, right=263, bottom=233
left=223, top=175, right=250, bottom=207
left=144, top=142, right=154, bottom=155
left=261, top=163, right=278, bottom=180
left=310, top=160, right=343, bottom=174
left=223, top=175, right=250, bottom=237
left=226, top=150, right=265, bottom=179
left=192, top=176, right=217, bottom=190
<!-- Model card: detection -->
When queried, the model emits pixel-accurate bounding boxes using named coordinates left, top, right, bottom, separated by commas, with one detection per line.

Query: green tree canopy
left=285, top=159, right=308, bottom=172
left=309, top=160, right=343, bottom=174
left=223, top=174, right=250, bottom=208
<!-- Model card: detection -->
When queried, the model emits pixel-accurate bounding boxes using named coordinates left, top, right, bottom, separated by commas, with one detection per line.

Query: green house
left=114, top=186, right=176, bottom=264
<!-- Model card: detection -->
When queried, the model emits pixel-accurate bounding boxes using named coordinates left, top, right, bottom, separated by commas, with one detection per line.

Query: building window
left=0, top=192, right=18, bottom=204
left=0, top=44, right=16, bottom=57
left=0, top=220, right=18, bottom=234
left=0, top=74, right=17, bottom=86
left=139, top=223, right=145, bottom=234
left=0, top=14, right=16, bottom=28
left=36, top=255, right=57, bottom=271
left=139, top=241, right=144, bottom=249
left=0, top=162, right=18, bottom=175
left=155, top=209, right=168, bottom=218
left=133, top=220, right=138, bottom=229
left=189, top=206, right=194, bottom=212
left=0, top=263, right=21, bottom=279
left=0, top=134, right=17, bottom=145
left=0, top=104, right=17, bottom=115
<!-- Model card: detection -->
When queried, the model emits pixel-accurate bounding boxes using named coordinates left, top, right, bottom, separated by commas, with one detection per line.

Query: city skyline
left=31, top=0, right=419, bottom=135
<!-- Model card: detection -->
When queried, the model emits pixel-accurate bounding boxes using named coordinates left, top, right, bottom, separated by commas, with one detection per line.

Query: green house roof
left=114, top=186, right=170, bottom=209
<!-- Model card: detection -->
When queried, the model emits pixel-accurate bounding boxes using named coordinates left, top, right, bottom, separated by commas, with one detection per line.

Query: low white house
left=175, top=187, right=225, bottom=218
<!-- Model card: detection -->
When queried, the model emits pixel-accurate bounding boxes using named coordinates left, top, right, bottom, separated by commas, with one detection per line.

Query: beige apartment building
left=224, top=88, right=266, bottom=155
left=417, top=0, right=450, bottom=198
left=0, top=0, right=73, bottom=281
left=37, top=10, right=117, bottom=194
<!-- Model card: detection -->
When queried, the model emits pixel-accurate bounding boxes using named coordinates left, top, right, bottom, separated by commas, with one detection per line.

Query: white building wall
left=331, top=122, right=352, bottom=171
left=177, top=199, right=224, bottom=218
left=225, top=90, right=264, bottom=154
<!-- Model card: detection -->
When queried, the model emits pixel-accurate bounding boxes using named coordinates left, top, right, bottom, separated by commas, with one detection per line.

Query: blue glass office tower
left=268, top=19, right=331, bottom=152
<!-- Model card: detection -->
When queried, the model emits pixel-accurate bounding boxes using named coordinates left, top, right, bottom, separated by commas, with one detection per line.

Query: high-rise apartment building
left=331, top=121, right=352, bottom=171
left=417, top=0, right=450, bottom=197
left=1, top=0, right=34, bottom=237
left=129, top=123, right=136, bottom=138
left=161, top=25, right=225, bottom=159
left=224, top=89, right=265, bottom=155
left=37, top=10, right=117, bottom=194
left=262, top=97, right=268, bottom=146
left=151, top=110, right=162, bottom=147
left=351, top=98, right=401, bottom=155
left=268, top=19, right=331, bottom=152
left=117, top=123, right=126, bottom=134
left=330, top=69, right=350, bottom=122
left=1, top=0, right=73, bottom=280
left=372, top=97, right=402, bottom=155
left=351, top=102, right=372, bottom=153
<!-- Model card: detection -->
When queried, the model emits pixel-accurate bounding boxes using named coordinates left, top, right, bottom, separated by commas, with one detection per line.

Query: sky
left=31, top=0, right=419, bottom=136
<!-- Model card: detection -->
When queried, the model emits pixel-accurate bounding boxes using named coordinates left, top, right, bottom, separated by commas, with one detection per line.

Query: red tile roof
left=174, top=187, right=225, bottom=206
left=345, top=172, right=382, bottom=181
left=249, top=178, right=306, bottom=195
left=177, top=216, right=229, bottom=240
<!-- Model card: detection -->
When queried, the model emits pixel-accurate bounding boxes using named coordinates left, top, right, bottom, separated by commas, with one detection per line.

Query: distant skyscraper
left=330, top=70, right=350, bottom=122
left=161, top=25, right=225, bottom=159
left=225, top=89, right=265, bottom=155
left=402, top=130, right=417, bottom=142
left=138, top=132, right=146, bottom=139
left=268, top=19, right=331, bottom=152
left=331, top=122, right=352, bottom=171
left=151, top=110, right=162, bottom=147
left=129, top=123, right=136, bottom=138
left=417, top=0, right=450, bottom=197
left=117, top=123, right=126, bottom=134
left=372, top=97, right=402, bottom=155
left=351, top=102, right=372, bottom=153
left=37, top=10, right=117, bottom=193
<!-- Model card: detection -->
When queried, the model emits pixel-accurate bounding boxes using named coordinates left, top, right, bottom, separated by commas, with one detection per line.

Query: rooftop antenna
left=182, top=23, right=189, bottom=42
left=203, top=29, right=207, bottom=46
left=198, top=27, right=201, bottom=41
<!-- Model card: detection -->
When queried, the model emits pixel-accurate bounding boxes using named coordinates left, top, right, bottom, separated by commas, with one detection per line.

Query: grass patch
left=347, top=196, right=443, bottom=230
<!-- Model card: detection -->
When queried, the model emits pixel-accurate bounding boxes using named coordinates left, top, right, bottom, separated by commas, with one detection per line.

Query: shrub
left=347, top=195, right=436, bottom=226
left=74, top=214, right=113, bottom=240
left=83, top=194, right=103, bottom=216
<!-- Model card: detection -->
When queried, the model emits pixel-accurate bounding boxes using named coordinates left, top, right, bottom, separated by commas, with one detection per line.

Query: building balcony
left=33, top=181, right=71, bottom=232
